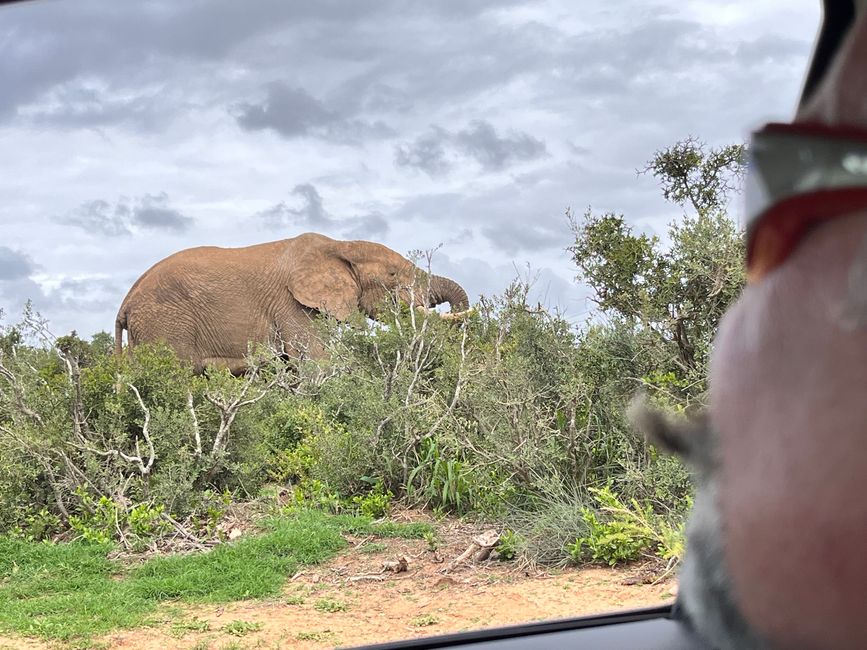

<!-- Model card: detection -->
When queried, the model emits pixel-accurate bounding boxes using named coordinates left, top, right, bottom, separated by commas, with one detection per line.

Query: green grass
left=313, top=597, right=347, bottom=613
left=0, top=509, right=357, bottom=643
left=328, top=515, right=433, bottom=539
left=0, top=510, right=433, bottom=645
left=359, top=542, right=388, bottom=554
left=169, top=617, right=211, bottom=637
left=296, top=630, right=338, bottom=642
left=129, top=511, right=346, bottom=602
left=0, top=538, right=151, bottom=640
left=221, top=620, right=262, bottom=636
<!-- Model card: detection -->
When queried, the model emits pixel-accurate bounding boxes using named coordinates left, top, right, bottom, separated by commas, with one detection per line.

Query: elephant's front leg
left=273, top=322, right=327, bottom=362
left=199, top=356, right=249, bottom=376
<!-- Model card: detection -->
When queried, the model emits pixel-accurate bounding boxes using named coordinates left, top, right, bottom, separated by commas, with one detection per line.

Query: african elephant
left=114, top=232, right=470, bottom=373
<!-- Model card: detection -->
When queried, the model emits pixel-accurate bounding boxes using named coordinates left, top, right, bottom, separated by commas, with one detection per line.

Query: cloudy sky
left=1, top=0, right=819, bottom=338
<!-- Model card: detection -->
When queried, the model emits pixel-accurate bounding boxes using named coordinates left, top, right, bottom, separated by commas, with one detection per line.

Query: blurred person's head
left=643, top=4, right=867, bottom=648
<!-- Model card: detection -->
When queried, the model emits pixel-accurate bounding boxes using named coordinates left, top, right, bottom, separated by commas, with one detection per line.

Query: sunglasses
left=745, top=122, right=867, bottom=282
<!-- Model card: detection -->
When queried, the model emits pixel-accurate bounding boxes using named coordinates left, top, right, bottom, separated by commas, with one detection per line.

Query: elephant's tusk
left=415, top=305, right=435, bottom=314
left=440, top=309, right=474, bottom=321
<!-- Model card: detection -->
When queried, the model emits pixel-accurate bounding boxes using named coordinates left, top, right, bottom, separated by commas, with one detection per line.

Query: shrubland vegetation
left=0, top=139, right=747, bottom=629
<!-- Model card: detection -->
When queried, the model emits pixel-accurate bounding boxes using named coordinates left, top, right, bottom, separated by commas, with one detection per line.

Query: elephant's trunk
left=429, top=275, right=469, bottom=312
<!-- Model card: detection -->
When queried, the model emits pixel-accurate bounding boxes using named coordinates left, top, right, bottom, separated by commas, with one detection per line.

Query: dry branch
left=349, top=574, right=389, bottom=583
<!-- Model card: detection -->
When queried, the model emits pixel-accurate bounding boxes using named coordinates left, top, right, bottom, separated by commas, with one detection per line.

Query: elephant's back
left=120, top=243, right=282, bottom=305
left=119, top=243, right=284, bottom=343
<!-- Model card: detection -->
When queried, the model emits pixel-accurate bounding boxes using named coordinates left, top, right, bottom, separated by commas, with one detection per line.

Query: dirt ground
left=0, top=511, right=677, bottom=650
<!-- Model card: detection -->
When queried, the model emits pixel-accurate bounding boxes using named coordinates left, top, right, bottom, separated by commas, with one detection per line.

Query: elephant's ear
left=285, top=242, right=361, bottom=321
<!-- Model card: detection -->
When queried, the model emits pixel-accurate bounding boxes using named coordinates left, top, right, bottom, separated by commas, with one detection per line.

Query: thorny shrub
left=0, top=137, right=745, bottom=564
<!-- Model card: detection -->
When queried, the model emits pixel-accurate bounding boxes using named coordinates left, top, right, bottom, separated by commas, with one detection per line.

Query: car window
left=0, top=1, right=820, bottom=648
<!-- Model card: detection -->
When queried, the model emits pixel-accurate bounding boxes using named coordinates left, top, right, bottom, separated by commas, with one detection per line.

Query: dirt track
left=0, top=513, right=676, bottom=649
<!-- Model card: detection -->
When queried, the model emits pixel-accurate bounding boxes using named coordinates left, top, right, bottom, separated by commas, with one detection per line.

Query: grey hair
left=628, top=399, right=769, bottom=650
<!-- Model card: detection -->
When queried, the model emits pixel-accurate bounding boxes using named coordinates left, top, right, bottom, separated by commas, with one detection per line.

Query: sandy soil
left=0, top=512, right=676, bottom=650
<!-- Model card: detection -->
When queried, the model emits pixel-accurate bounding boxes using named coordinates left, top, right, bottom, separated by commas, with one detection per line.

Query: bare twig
left=188, top=391, right=202, bottom=457
left=348, top=574, right=388, bottom=583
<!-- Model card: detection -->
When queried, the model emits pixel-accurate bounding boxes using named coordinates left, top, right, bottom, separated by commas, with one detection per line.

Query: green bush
left=567, top=485, right=686, bottom=567
left=351, top=481, right=393, bottom=518
left=0, top=138, right=746, bottom=564
left=496, top=529, right=519, bottom=561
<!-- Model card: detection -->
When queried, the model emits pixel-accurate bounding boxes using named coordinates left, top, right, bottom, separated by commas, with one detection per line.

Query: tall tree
left=568, top=138, right=747, bottom=392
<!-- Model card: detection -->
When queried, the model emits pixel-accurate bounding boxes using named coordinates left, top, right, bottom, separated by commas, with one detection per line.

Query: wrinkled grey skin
left=629, top=400, right=768, bottom=650
left=115, top=232, right=470, bottom=374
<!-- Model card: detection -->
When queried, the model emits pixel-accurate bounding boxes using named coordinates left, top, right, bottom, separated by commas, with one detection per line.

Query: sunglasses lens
left=746, top=128, right=867, bottom=236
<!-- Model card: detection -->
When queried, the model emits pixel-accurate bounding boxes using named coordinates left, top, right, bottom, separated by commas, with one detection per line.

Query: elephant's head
left=283, top=233, right=470, bottom=320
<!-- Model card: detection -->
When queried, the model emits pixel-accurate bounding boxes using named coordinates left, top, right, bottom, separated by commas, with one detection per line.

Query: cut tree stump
left=382, top=555, right=409, bottom=573
left=443, top=529, right=500, bottom=573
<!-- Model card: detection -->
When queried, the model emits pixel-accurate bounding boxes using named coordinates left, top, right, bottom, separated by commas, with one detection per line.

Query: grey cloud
left=389, top=164, right=591, bottom=256
left=0, top=247, right=37, bottom=281
left=23, top=81, right=168, bottom=131
left=256, top=183, right=333, bottom=230
left=57, top=194, right=192, bottom=236
left=392, top=192, right=463, bottom=222
left=235, top=82, right=395, bottom=144
left=255, top=183, right=389, bottom=239
left=133, top=193, right=194, bottom=232
left=482, top=222, right=564, bottom=256
left=48, top=277, right=124, bottom=313
left=455, top=120, right=547, bottom=171
left=1, top=274, right=123, bottom=337
left=446, top=228, right=473, bottom=245
left=550, top=14, right=807, bottom=127
left=396, top=120, right=547, bottom=176
left=2, top=0, right=528, bottom=131
left=0, top=248, right=46, bottom=322
left=343, top=213, right=389, bottom=240
left=325, top=119, right=396, bottom=145
left=394, top=126, right=453, bottom=176
left=735, top=34, right=811, bottom=64
left=236, top=84, right=334, bottom=137
left=60, top=200, right=132, bottom=237
left=0, top=278, right=47, bottom=319
left=431, top=253, right=589, bottom=319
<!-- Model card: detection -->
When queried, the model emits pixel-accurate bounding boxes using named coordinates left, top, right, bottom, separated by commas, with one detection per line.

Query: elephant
left=114, top=232, right=470, bottom=373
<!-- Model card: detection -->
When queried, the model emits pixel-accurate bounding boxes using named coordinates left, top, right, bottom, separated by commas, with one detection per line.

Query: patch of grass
left=313, top=597, right=348, bottom=613
left=285, top=594, right=305, bottom=605
left=169, top=617, right=211, bottom=637
left=131, top=510, right=346, bottom=602
left=411, top=614, right=439, bottom=627
left=296, top=630, right=337, bottom=642
left=221, top=619, right=263, bottom=636
left=359, top=542, right=388, bottom=554
left=330, top=515, right=433, bottom=539
left=0, top=510, right=347, bottom=643
left=0, top=537, right=152, bottom=641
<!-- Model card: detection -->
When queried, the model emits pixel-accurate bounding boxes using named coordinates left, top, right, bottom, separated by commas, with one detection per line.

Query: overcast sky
left=0, top=0, right=820, bottom=338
